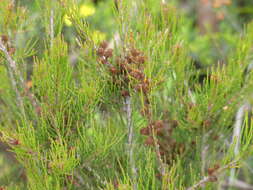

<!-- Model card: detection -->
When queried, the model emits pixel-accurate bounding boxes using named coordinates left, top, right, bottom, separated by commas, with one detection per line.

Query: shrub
left=1, top=0, right=253, bottom=189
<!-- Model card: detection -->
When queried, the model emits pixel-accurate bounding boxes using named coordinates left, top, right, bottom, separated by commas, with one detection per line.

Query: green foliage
left=1, top=0, right=253, bottom=189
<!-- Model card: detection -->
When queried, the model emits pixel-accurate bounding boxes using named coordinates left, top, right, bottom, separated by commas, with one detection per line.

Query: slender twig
left=83, top=165, right=107, bottom=186
left=200, top=131, right=214, bottom=189
left=153, top=132, right=166, bottom=176
left=50, top=8, right=54, bottom=48
left=125, top=96, right=138, bottom=190
left=201, top=131, right=212, bottom=176
left=186, top=160, right=238, bottom=190
left=0, top=40, right=25, bottom=115
left=229, top=103, right=251, bottom=184
left=117, top=2, right=138, bottom=188
left=0, top=39, right=40, bottom=116
left=184, top=81, right=196, bottom=104
left=223, top=179, right=253, bottom=190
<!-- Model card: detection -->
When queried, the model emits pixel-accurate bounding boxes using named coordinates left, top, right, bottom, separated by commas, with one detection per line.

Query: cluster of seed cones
left=0, top=35, right=16, bottom=55
left=96, top=41, right=149, bottom=97
left=97, top=41, right=184, bottom=165
left=140, top=118, right=185, bottom=163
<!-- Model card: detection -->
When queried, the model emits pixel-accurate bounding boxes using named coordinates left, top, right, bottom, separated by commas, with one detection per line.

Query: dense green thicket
left=1, top=0, right=253, bottom=189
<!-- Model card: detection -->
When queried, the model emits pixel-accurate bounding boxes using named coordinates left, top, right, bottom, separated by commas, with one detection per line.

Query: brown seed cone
left=99, top=41, right=108, bottom=49
left=126, top=55, right=133, bottom=64
left=109, top=67, right=118, bottom=75
left=145, top=136, right=155, bottom=146
left=140, top=107, right=151, bottom=118
left=8, top=47, right=15, bottom=55
left=171, top=120, right=179, bottom=128
left=97, top=47, right=105, bottom=57
left=140, top=127, right=150, bottom=136
left=154, top=120, right=164, bottom=129
left=121, top=90, right=130, bottom=97
left=9, top=139, right=20, bottom=145
left=104, top=48, right=113, bottom=58
left=137, top=56, right=146, bottom=64
left=130, top=48, right=141, bottom=57
left=1, top=35, right=8, bottom=43
left=156, top=127, right=164, bottom=136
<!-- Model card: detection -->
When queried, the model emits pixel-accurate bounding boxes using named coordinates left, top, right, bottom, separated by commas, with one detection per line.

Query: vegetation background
left=1, top=0, right=253, bottom=189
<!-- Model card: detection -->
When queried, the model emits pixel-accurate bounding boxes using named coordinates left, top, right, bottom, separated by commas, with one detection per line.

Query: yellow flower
left=92, top=30, right=106, bottom=44
left=79, top=4, right=95, bottom=17
left=64, top=14, right=72, bottom=26
left=64, top=4, right=95, bottom=26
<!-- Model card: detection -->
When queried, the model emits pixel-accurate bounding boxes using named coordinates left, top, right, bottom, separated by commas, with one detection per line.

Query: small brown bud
left=113, top=180, right=119, bottom=188
left=203, top=119, right=211, bottom=128
left=156, top=127, right=164, bottom=136
left=137, top=56, right=146, bottom=64
left=122, top=76, right=130, bottom=83
left=121, top=90, right=130, bottom=97
left=207, top=164, right=220, bottom=176
left=97, top=47, right=104, bottom=57
left=130, top=48, right=141, bottom=57
left=145, top=136, right=155, bottom=146
left=109, top=67, right=118, bottom=75
left=9, top=139, right=20, bottom=145
left=155, top=173, right=162, bottom=179
left=140, top=127, right=150, bottom=136
left=35, top=105, right=42, bottom=115
left=130, top=70, right=144, bottom=80
left=141, top=83, right=150, bottom=93
left=134, top=84, right=142, bottom=92
left=171, top=120, right=178, bottom=128
left=126, top=55, right=133, bottom=63
left=1, top=35, right=8, bottom=43
left=104, top=48, right=113, bottom=58
left=66, top=175, right=73, bottom=181
left=8, top=47, right=15, bottom=55
left=7, top=3, right=14, bottom=10
left=154, top=120, right=164, bottom=129
left=159, top=150, right=165, bottom=156
left=213, top=164, right=220, bottom=170
left=99, top=41, right=108, bottom=49
left=209, top=175, right=218, bottom=182
left=144, top=97, right=150, bottom=105
left=140, top=107, right=151, bottom=117
left=167, top=127, right=173, bottom=134
left=212, top=135, right=219, bottom=140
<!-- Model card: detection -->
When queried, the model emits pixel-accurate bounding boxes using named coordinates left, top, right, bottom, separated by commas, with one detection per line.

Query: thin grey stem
left=223, top=179, right=253, bottom=190
left=125, top=96, right=137, bottom=190
left=0, top=40, right=25, bottom=115
left=229, top=103, right=251, bottom=185
left=0, top=39, right=40, bottom=116
left=83, top=165, right=107, bottom=186
left=50, top=8, right=54, bottom=48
